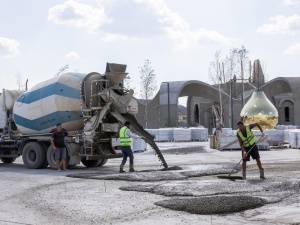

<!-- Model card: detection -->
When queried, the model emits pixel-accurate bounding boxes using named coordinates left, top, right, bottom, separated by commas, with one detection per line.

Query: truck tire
left=81, top=159, right=107, bottom=167
left=39, top=142, right=49, bottom=169
left=0, top=158, right=16, bottom=163
left=47, top=146, right=70, bottom=170
left=98, top=159, right=108, bottom=167
left=22, top=142, right=47, bottom=169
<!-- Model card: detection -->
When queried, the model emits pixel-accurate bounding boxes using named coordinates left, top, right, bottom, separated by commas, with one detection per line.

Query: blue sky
left=1, top=0, right=300, bottom=104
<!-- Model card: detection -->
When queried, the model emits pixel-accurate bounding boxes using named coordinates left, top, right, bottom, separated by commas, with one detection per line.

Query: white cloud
left=284, top=42, right=300, bottom=54
left=65, top=51, right=79, bottom=60
left=48, top=0, right=112, bottom=32
left=256, top=15, right=300, bottom=35
left=0, top=37, right=20, bottom=58
left=283, top=0, right=300, bottom=6
left=48, top=0, right=234, bottom=49
left=133, top=0, right=235, bottom=50
left=101, top=33, right=143, bottom=42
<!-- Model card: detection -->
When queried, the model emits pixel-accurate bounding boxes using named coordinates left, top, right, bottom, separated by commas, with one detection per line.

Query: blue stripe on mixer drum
left=16, top=83, right=81, bottom=104
left=68, top=72, right=86, bottom=79
left=13, top=111, right=83, bottom=131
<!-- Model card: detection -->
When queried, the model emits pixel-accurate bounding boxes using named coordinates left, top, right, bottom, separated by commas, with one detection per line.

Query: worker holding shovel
left=237, top=121, right=266, bottom=180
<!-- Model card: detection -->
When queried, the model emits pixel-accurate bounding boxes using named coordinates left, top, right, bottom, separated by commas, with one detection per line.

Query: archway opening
left=194, top=104, right=199, bottom=124
left=285, top=107, right=290, bottom=122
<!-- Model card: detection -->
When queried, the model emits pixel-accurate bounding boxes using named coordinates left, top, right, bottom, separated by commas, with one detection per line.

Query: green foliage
left=163, top=119, right=177, bottom=128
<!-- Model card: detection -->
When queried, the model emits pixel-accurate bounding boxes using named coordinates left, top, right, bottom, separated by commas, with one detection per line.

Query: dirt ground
left=1, top=141, right=300, bottom=225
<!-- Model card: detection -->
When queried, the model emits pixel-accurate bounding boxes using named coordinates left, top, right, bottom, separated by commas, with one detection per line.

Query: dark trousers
left=121, top=146, right=134, bottom=165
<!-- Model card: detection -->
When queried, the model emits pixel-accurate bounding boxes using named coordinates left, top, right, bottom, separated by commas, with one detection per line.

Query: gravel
left=155, top=196, right=265, bottom=214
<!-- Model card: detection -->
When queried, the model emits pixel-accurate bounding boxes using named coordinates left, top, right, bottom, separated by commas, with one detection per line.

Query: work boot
left=119, top=165, right=125, bottom=173
left=242, top=171, right=246, bottom=180
left=260, top=168, right=265, bottom=179
left=129, top=164, right=135, bottom=172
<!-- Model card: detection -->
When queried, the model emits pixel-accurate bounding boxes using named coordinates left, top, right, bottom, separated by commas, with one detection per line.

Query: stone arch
left=159, top=80, right=230, bottom=128
left=136, top=76, right=300, bottom=129
left=260, top=78, right=294, bottom=106
left=278, top=100, right=294, bottom=125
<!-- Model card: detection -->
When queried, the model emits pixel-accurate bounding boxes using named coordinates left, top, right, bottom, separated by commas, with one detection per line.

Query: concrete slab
left=0, top=141, right=300, bottom=224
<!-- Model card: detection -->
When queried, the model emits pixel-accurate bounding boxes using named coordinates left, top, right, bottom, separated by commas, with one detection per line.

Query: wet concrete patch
left=161, top=165, right=183, bottom=171
left=120, top=180, right=263, bottom=196
left=156, top=146, right=207, bottom=155
left=68, top=171, right=187, bottom=182
left=68, top=163, right=239, bottom=182
left=155, top=196, right=265, bottom=215
left=120, top=179, right=300, bottom=198
left=181, top=163, right=241, bottom=177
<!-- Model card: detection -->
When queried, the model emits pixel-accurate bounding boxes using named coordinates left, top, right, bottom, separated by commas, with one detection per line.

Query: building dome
left=240, top=90, right=278, bottom=129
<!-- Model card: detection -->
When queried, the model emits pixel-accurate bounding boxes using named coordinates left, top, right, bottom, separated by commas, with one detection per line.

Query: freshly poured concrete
left=1, top=141, right=300, bottom=224
left=155, top=196, right=265, bottom=214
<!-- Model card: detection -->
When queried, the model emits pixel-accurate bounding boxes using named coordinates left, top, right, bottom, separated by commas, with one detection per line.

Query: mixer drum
left=13, top=73, right=86, bottom=134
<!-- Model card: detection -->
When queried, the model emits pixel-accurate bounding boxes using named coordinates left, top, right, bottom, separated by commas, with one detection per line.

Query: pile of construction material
left=212, top=132, right=269, bottom=151
left=212, top=126, right=300, bottom=150
left=273, top=125, right=300, bottom=148
left=145, top=128, right=173, bottom=141
left=173, top=128, right=191, bottom=141
left=157, top=128, right=174, bottom=141
left=146, top=127, right=209, bottom=142
left=288, top=130, right=300, bottom=148
left=190, top=128, right=209, bottom=141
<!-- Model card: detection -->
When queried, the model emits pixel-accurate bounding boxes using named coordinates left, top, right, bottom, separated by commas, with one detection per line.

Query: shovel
left=217, top=136, right=266, bottom=181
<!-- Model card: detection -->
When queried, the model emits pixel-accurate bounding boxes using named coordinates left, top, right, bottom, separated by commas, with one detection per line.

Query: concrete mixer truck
left=0, top=63, right=168, bottom=169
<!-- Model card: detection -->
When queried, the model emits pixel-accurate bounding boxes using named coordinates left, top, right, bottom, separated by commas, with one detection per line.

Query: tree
left=209, top=46, right=249, bottom=87
left=15, top=70, right=27, bottom=90
left=208, top=46, right=250, bottom=124
left=123, top=76, right=137, bottom=96
left=139, top=59, right=157, bottom=128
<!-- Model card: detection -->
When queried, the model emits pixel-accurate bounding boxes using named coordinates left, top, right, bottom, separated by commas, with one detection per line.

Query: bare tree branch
left=139, top=59, right=157, bottom=128
left=55, top=65, right=69, bottom=77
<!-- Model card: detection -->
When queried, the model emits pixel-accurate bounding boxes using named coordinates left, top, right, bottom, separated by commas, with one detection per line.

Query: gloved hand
left=261, top=132, right=265, bottom=137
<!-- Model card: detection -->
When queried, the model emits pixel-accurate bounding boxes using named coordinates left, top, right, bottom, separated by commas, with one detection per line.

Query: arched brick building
left=135, top=76, right=299, bottom=131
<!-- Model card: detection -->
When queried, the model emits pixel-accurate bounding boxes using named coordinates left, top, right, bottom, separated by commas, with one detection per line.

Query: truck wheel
left=39, top=142, right=49, bottom=168
left=98, top=159, right=108, bottom=167
left=0, top=158, right=16, bottom=163
left=22, top=142, right=47, bottom=169
left=47, top=146, right=70, bottom=169
left=81, top=159, right=106, bottom=167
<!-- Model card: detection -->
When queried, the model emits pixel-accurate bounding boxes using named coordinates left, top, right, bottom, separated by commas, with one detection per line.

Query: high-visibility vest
left=237, top=125, right=256, bottom=147
left=119, top=126, right=132, bottom=146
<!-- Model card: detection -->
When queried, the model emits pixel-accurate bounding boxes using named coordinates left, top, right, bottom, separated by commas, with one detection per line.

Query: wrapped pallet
left=217, top=135, right=240, bottom=150
left=289, top=131, right=298, bottom=148
left=190, top=127, right=208, bottom=141
left=265, top=129, right=284, bottom=145
left=173, top=128, right=191, bottom=141
left=157, top=128, right=174, bottom=141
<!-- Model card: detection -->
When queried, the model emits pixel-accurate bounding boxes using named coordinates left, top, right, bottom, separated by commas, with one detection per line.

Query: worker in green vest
left=119, top=121, right=139, bottom=173
left=237, top=121, right=265, bottom=180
